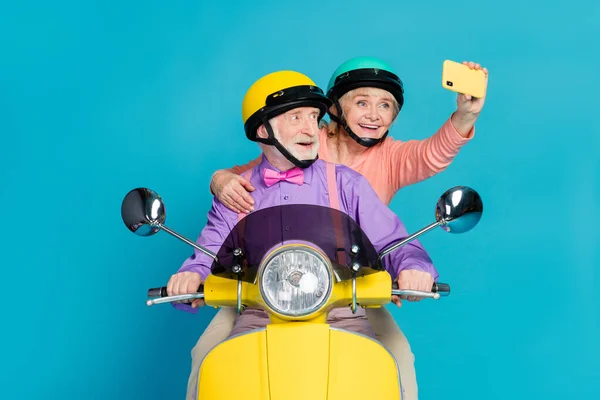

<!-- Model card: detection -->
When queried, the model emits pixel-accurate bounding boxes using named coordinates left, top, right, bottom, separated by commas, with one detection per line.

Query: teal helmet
left=326, top=57, right=404, bottom=147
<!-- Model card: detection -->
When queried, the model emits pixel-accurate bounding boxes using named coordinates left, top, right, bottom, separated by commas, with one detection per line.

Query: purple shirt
left=175, top=156, right=437, bottom=313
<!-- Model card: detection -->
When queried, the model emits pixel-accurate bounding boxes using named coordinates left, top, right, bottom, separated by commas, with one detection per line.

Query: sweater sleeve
left=386, top=116, right=474, bottom=191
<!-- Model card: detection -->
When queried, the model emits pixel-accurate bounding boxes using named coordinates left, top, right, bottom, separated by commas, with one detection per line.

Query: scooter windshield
left=210, top=204, right=382, bottom=282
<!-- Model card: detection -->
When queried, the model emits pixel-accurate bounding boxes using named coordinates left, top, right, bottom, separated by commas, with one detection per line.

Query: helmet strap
left=260, top=118, right=318, bottom=169
left=328, top=97, right=388, bottom=148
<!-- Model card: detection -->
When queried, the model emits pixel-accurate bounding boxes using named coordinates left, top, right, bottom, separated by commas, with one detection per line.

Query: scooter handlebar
left=145, top=280, right=449, bottom=307
left=146, top=285, right=204, bottom=306
left=391, top=281, right=450, bottom=300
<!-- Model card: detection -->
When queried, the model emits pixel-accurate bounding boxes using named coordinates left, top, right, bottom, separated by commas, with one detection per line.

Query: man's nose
left=300, top=119, right=319, bottom=136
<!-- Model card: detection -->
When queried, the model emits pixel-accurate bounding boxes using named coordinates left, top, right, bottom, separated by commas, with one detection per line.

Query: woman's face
left=341, top=87, right=397, bottom=140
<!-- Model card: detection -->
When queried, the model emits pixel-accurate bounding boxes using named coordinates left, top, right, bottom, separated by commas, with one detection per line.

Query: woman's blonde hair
left=324, top=87, right=400, bottom=137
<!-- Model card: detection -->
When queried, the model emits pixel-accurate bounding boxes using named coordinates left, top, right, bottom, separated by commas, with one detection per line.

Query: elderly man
left=168, top=70, right=438, bottom=399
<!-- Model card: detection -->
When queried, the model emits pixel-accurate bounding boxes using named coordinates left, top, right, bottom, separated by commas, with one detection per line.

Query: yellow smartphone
left=442, top=60, right=486, bottom=98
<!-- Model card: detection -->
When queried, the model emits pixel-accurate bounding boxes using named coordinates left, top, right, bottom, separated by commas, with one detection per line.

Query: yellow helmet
left=242, top=70, right=332, bottom=141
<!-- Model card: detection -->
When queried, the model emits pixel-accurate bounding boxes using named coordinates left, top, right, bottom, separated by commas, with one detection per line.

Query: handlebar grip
left=391, top=281, right=450, bottom=294
left=147, top=285, right=204, bottom=298
left=148, top=287, right=168, bottom=297
left=433, top=282, right=450, bottom=295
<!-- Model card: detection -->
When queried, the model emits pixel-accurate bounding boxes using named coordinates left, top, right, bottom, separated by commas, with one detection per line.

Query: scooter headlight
left=259, top=245, right=332, bottom=318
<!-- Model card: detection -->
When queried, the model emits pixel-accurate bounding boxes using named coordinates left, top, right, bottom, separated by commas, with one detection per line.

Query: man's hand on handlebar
left=392, top=269, right=435, bottom=307
left=167, top=271, right=205, bottom=308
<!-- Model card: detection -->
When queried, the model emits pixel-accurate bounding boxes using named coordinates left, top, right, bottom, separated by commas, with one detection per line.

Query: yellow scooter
left=121, top=186, right=483, bottom=400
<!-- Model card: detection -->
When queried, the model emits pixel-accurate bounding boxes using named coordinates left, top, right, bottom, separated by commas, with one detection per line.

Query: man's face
left=265, top=107, right=321, bottom=161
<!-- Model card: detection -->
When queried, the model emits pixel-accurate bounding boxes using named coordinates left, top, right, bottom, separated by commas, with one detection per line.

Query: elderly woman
left=189, top=57, right=488, bottom=400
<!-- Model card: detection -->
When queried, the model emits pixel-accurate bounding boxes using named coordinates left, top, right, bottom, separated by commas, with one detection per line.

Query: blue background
left=1, top=1, right=598, bottom=399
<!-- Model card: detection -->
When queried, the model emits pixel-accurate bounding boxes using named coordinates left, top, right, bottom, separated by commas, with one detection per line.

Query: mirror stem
left=378, top=221, right=441, bottom=262
left=158, top=223, right=219, bottom=263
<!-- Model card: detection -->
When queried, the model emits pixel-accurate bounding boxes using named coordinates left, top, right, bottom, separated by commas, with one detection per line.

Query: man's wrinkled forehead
left=284, top=106, right=320, bottom=117
left=270, top=106, right=320, bottom=128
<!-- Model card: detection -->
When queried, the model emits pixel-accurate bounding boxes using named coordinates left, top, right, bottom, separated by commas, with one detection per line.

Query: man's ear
left=256, top=124, right=269, bottom=139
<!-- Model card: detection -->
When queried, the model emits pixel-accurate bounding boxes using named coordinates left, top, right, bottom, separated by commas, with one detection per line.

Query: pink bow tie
left=263, top=167, right=304, bottom=187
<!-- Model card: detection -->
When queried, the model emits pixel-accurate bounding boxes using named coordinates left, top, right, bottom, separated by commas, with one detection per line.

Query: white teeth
left=359, top=124, right=379, bottom=129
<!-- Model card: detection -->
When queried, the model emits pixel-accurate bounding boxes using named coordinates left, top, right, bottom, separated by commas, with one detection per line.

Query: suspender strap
left=234, top=169, right=254, bottom=257
left=237, top=169, right=253, bottom=223
left=325, top=163, right=347, bottom=266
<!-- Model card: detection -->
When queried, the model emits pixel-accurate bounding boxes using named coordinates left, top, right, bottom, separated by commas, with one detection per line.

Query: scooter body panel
left=197, top=322, right=400, bottom=399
